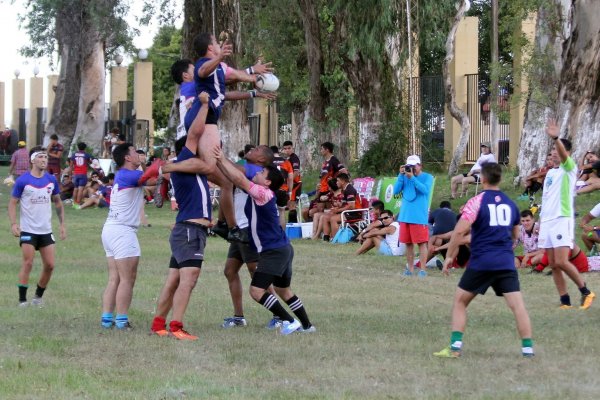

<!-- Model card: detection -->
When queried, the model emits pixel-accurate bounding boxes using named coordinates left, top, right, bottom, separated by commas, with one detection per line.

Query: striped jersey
left=12, top=172, right=59, bottom=234
left=183, top=58, right=228, bottom=131
left=245, top=182, right=289, bottom=253
left=461, top=190, right=520, bottom=271
left=171, top=146, right=211, bottom=223
left=540, top=157, right=576, bottom=222
left=104, top=169, right=144, bottom=228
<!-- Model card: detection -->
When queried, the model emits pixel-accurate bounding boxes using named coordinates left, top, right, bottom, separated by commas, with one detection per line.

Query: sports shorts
left=379, top=241, right=394, bottom=256
left=462, top=173, right=481, bottom=183
left=102, top=224, right=140, bottom=260
left=168, top=222, right=207, bottom=269
left=20, top=232, right=55, bottom=250
left=227, top=231, right=259, bottom=264
left=251, top=244, right=293, bottom=289
left=538, top=216, right=573, bottom=249
left=459, top=268, right=520, bottom=296
left=399, top=222, right=429, bottom=244
left=290, top=181, right=302, bottom=201
left=73, top=174, right=88, bottom=188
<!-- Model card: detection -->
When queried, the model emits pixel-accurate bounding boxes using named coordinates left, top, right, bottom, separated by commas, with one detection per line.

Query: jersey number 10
left=487, top=204, right=512, bottom=226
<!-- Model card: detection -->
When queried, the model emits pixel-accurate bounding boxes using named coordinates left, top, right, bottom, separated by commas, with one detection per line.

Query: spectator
left=59, top=174, right=74, bottom=202
left=355, top=200, right=386, bottom=243
left=425, top=201, right=458, bottom=262
left=271, top=145, right=294, bottom=230
left=514, top=210, right=544, bottom=269
left=281, top=140, right=302, bottom=223
left=518, top=153, right=552, bottom=200
left=116, top=133, right=126, bottom=147
left=577, top=150, right=599, bottom=182
left=532, top=245, right=589, bottom=274
left=90, top=158, right=105, bottom=179
left=450, top=142, right=496, bottom=198
left=47, top=134, right=64, bottom=180
left=311, top=179, right=341, bottom=240
left=103, top=127, right=119, bottom=157
left=161, top=147, right=172, bottom=161
left=580, top=202, right=600, bottom=255
left=394, top=155, right=434, bottom=276
left=69, top=142, right=92, bottom=208
left=317, top=142, right=348, bottom=202
left=576, top=157, right=600, bottom=195
left=321, top=173, right=361, bottom=241
left=80, top=175, right=113, bottom=210
left=9, top=141, right=29, bottom=179
left=356, top=210, right=404, bottom=256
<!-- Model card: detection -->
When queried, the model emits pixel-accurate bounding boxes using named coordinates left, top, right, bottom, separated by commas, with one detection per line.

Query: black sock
left=288, top=210, right=298, bottom=223
left=258, top=293, right=293, bottom=322
left=285, top=295, right=311, bottom=329
left=579, top=285, right=591, bottom=296
left=35, top=285, right=46, bottom=298
left=323, top=235, right=330, bottom=242
left=560, top=294, right=571, bottom=306
left=18, top=284, right=28, bottom=302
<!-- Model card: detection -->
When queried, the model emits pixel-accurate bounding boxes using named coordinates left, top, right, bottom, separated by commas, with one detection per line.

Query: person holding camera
left=393, top=155, right=434, bottom=277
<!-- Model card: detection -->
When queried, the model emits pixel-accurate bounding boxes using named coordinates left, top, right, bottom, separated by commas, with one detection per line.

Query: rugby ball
left=256, top=73, right=279, bottom=92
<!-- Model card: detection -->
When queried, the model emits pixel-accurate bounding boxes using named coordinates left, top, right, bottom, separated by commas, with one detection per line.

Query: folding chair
left=340, top=197, right=372, bottom=235
left=209, top=186, right=220, bottom=210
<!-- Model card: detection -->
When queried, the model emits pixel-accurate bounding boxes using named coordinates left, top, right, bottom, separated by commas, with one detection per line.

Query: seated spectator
left=450, top=142, right=496, bottom=198
left=355, top=200, right=385, bottom=243
left=426, top=204, right=470, bottom=269
left=580, top=202, right=600, bottom=255
left=311, top=179, right=341, bottom=239
left=60, top=174, right=74, bottom=201
left=578, top=151, right=599, bottom=182
left=426, top=201, right=457, bottom=261
left=518, top=153, right=552, bottom=200
left=531, top=244, right=589, bottom=274
left=80, top=175, right=112, bottom=210
left=321, top=173, right=361, bottom=241
left=356, top=210, right=404, bottom=256
left=514, top=210, right=544, bottom=268
left=90, top=158, right=105, bottom=179
left=577, top=157, right=600, bottom=195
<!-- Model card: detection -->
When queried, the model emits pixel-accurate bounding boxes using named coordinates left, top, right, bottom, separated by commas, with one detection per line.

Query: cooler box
left=286, top=223, right=302, bottom=240
left=300, top=222, right=313, bottom=239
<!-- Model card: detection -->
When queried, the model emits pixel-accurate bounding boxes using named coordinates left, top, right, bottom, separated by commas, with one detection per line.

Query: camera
left=403, top=165, right=413, bottom=173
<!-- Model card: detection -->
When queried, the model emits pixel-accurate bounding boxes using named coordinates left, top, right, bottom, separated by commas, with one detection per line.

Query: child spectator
left=514, top=210, right=544, bottom=268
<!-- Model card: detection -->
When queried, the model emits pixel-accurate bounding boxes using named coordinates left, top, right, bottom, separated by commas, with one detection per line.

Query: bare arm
left=53, top=194, right=66, bottom=240
left=198, top=42, right=232, bottom=78
left=8, top=197, right=20, bottom=237
left=225, top=90, right=277, bottom=101
left=546, top=118, right=569, bottom=163
left=214, top=147, right=251, bottom=192
left=442, top=218, right=472, bottom=275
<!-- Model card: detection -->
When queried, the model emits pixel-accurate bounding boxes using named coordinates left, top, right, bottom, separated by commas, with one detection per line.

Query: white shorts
left=102, top=224, right=141, bottom=259
left=538, top=217, right=573, bottom=249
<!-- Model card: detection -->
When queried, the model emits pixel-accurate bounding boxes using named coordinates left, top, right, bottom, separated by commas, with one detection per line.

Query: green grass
left=1, top=165, right=600, bottom=399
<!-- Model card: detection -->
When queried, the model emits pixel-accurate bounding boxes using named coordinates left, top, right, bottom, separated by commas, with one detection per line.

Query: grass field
left=1, top=165, right=600, bottom=399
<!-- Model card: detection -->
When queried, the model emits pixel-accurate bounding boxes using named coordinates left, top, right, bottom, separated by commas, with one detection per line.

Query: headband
left=30, top=151, right=46, bottom=162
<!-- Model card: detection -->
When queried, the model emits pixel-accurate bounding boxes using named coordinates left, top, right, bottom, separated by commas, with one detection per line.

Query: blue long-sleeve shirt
left=393, top=171, right=434, bottom=225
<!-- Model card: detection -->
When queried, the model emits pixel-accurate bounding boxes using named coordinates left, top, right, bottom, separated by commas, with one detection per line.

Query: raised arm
left=198, top=42, right=233, bottom=78
left=546, top=118, right=569, bottom=164
left=214, top=147, right=251, bottom=192
left=225, top=90, right=277, bottom=101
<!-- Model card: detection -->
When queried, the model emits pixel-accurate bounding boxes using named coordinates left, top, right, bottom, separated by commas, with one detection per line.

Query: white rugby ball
left=256, top=73, right=280, bottom=92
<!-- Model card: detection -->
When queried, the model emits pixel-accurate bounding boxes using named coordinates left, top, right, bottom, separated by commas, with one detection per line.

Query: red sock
left=169, top=320, right=183, bottom=332
left=151, top=316, right=166, bottom=332
left=534, top=264, right=545, bottom=272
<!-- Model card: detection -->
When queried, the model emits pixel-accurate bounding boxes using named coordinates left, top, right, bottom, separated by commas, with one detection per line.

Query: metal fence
left=412, top=75, right=446, bottom=163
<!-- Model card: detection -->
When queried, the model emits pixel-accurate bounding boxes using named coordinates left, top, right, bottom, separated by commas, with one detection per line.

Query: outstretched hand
left=546, top=118, right=559, bottom=139
left=216, top=41, right=233, bottom=60
left=252, top=60, right=274, bottom=75
left=257, top=91, right=277, bottom=101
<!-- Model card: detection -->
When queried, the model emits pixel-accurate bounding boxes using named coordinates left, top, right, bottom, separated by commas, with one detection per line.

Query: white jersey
left=540, top=157, right=577, bottom=222
left=104, top=168, right=144, bottom=228
left=11, top=172, right=59, bottom=234
left=470, top=153, right=496, bottom=174
left=234, top=187, right=249, bottom=229
left=177, top=82, right=196, bottom=139
left=385, top=222, right=403, bottom=256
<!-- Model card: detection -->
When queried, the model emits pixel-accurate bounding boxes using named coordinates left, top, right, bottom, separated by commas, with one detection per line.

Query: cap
left=18, top=141, right=26, bottom=147
left=406, top=155, right=421, bottom=166
left=481, top=141, right=491, bottom=148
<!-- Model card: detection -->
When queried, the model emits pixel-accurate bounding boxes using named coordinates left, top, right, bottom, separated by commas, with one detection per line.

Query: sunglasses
left=378, top=216, right=391, bottom=221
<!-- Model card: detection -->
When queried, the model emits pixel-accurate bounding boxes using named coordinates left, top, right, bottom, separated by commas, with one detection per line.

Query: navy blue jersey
left=245, top=183, right=289, bottom=252
left=172, top=146, right=211, bottom=223
left=461, top=190, right=520, bottom=271
left=184, top=58, right=227, bottom=131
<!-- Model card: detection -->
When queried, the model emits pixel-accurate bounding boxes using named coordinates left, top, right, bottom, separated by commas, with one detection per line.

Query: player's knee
left=42, top=262, right=55, bottom=273
left=249, top=286, right=264, bottom=302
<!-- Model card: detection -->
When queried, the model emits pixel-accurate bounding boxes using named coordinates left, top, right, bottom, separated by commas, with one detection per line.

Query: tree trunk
left=444, top=1, right=471, bottom=177
left=72, top=41, right=106, bottom=153
left=44, top=2, right=84, bottom=153
left=182, top=0, right=210, bottom=59
left=518, top=0, right=600, bottom=181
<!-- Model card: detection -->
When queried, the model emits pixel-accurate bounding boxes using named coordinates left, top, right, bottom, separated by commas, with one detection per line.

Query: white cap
left=406, top=155, right=421, bottom=166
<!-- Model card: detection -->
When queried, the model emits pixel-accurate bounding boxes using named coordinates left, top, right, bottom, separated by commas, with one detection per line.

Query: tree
left=21, top=0, right=132, bottom=154
left=517, top=0, right=600, bottom=181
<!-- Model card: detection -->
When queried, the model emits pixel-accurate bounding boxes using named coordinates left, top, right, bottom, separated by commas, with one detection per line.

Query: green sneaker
left=433, top=346, right=461, bottom=358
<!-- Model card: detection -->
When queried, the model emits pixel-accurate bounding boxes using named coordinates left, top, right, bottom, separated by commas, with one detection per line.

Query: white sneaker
left=18, top=301, right=29, bottom=308
left=298, top=325, right=316, bottom=333
left=280, top=319, right=301, bottom=335
left=31, top=297, right=43, bottom=307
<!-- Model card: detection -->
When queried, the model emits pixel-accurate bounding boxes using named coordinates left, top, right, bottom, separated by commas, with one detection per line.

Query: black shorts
left=20, top=232, right=55, bottom=250
left=206, top=107, right=219, bottom=125
left=458, top=268, right=520, bottom=296
left=275, top=190, right=289, bottom=208
left=168, top=222, right=207, bottom=269
left=462, top=173, right=480, bottom=183
left=251, top=244, right=294, bottom=289
left=227, top=232, right=259, bottom=264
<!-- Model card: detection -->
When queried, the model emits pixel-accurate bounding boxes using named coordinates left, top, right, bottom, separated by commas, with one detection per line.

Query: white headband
left=30, top=151, right=46, bottom=162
